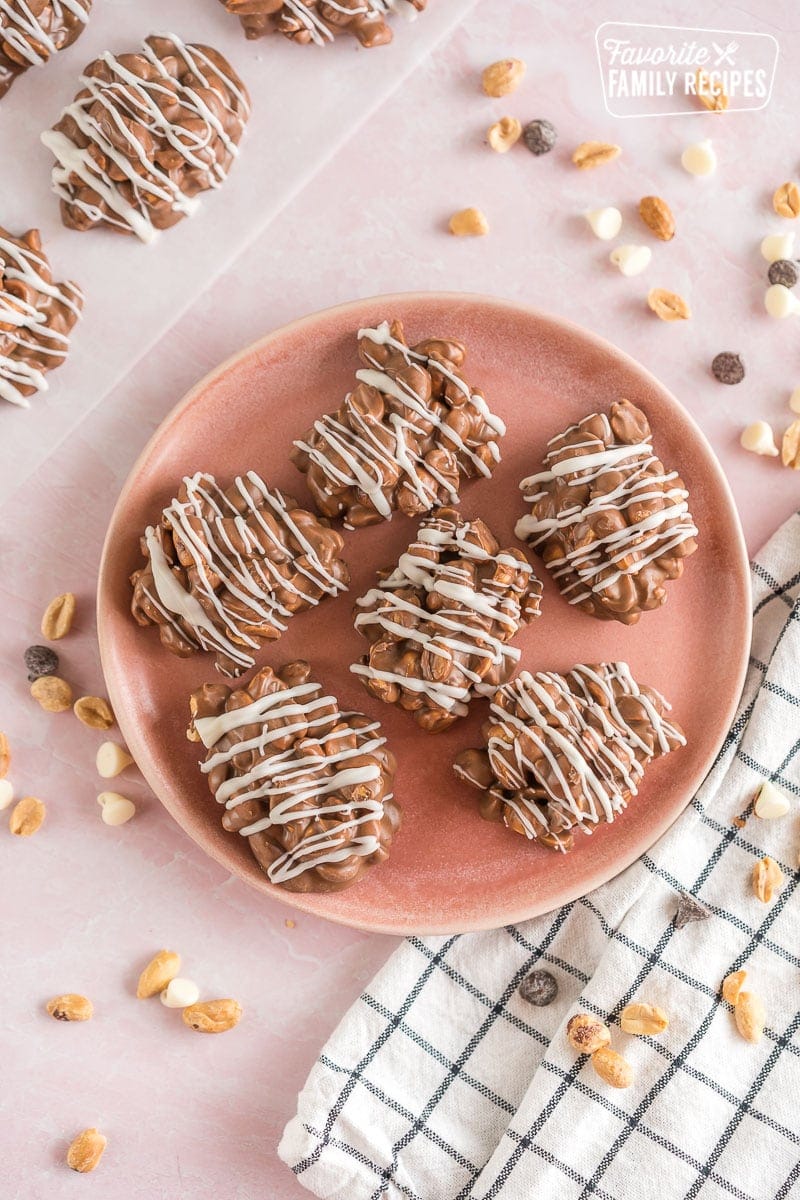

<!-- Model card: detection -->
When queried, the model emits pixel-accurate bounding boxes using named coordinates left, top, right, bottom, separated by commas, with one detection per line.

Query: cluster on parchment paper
left=0, top=226, right=83, bottom=409
left=41, top=34, right=251, bottom=242
left=219, top=0, right=426, bottom=48
left=0, top=0, right=92, bottom=99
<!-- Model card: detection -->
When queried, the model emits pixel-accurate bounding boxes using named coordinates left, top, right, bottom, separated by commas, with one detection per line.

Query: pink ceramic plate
left=97, top=292, right=751, bottom=935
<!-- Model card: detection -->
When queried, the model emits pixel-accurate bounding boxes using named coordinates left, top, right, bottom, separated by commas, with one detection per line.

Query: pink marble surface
left=2, top=1, right=799, bottom=1197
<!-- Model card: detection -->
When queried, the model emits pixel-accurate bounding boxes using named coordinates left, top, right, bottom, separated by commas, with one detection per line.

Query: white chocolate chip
left=97, top=791, right=136, bottom=826
left=681, top=138, right=716, bottom=177
left=765, top=283, right=800, bottom=318
left=160, top=978, right=200, bottom=1009
left=609, top=244, right=651, bottom=277
left=789, top=387, right=800, bottom=414
left=740, top=421, right=779, bottom=457
left=585, top=207, right=622, bottom=240
left=0, top=779, right=14, bottom=810
left=761, top=232, right=796, bottom=263
left=96, top=740, right=134, bottom=779
left=754, top=780, right=791, bottom=820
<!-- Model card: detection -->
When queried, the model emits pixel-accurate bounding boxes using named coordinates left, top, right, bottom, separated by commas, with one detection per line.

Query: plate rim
left=97, top=289, right=752, bottom=935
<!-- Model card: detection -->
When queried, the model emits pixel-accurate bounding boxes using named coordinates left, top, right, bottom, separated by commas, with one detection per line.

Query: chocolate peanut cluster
left=515, top=400, right=698, bottom=624
left=352, top=507, right=542, bottom=732
left=189, top=660, right=401, bottom=892
left=454, top=662, right=686, bottom=852
left=219, top=0, right=426, bottom=48
left=131, top=471, right=349, bottom=677
left=41, top=34, right=250, bottom=242
left=0, top=225, right=83, bottom=408
left=0, top=0, right=91, bottom=99
left=292, top=320, right=505, bottom=528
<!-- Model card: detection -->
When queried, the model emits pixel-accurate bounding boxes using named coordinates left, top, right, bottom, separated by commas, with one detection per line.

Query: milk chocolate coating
left=43, top=34, right=250, bottom=240
left=189, top=660, right=401, bottom=892
left=454, top=662, right=686, bottom=852
left=131, top=471, right=349, bottom=677
left=352, top=507, right=542, bottom=732
left=219, top=0, right=426, bottom=47
left=292, top=320, right=504, bottom=528
left=0, top=225, right=83, bottom=408
left=516, top=400, right=698, bottom=624
left=0, top=0, right=91, bottom=98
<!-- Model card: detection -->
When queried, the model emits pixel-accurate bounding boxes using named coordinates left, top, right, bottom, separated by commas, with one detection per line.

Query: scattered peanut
left=67, top=1128, right=106, bottom=1173
left=97, top=792, right=136, bottom=826
left=30, top=675, right=73, bottom=713
left=9, top=795, right=45, bottom=836
left=789, top=386, right=800, bottom=415
left=753, top=856, right=783, bottom=903
left=773, top=182, right=800, bottom=219
left=695, top=69, right=728, bottom=112
left=487, top=116, right=522, bottom=153
left=96, top=741, right=134, bottom=779
left=160, top=978, right=201, bottom=1009
left=481, top=58, right=526, bottom=98
left=639, top=195, right=675, bottom=241
left=781, top=420, right=800, bottom=469
left=619, top=1002, right=669, bottom=1036
left=572, top=140, right=621, bottom=169
left=754, top=780, right=791, bottom=819
left=0, top=730, right=9, bottom=779
left=566, top=1013, right=611, bottom=1055
left=182, top=998, right=243, bottom=1034
left=46, top=994, right=93, bottom=1022
left=740, top=422, right=779, bottom=457
left=647, top=289, right=691, bottom=321
left=41, top=592, right=76, bottom=640
left=734, top=991, right=765, bottom=1044
left=74, top=695, right=115, bottom=731
left=137, top=950, right=181, bottom=999
left=448, top=207, right=489, bottom=237
left=591, top=1046, right=634, bottom=1089
left=722, top=970, right=747, bottom=1005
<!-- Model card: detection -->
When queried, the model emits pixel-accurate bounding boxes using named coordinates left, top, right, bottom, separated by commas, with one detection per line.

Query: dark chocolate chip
left=768, top=259, right=798, bottom=289
left=24, top=644, right=59, bottom=681
left=522, top=119, right=557, bottom=156
left=518, top=968, right=558, bottom=1006
left=711, top=352, right=745, bottom=385
left=673, top=890, right=712, bottom=929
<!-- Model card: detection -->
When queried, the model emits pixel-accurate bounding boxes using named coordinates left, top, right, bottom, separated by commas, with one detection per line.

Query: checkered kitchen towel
left=279, top=513, right=800, bottom=1200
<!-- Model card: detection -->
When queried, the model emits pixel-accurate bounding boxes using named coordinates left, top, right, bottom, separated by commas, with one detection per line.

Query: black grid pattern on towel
left=291, top=515, right=800, bottom=1200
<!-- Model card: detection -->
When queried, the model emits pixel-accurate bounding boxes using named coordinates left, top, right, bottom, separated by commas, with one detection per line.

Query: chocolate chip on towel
left=768, top=259, right=799, bottom=289
left=673, top=891, right=712, bottom=929
left=711, top=352, right=745, bottom=385
left=24, top=644, right=59, bottom=681
left=519, top=969, right=558, bottom=1006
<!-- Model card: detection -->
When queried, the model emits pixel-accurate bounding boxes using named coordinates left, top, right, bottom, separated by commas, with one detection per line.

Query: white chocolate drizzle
left=515, top=413, right=698, bottom=608
left=40, top=33, right=250, bottom=244
left=294, top=321, right=503, bottom=524
left=280, top=1, right=414, bottom=46
left=0, top=232, right=82, bottom=408
left=0, top=0, right=88, bottom=67
left=195, top=681, right=391, bottom=885
left=486, top=663, right=685, bottom=848
left=142, top=471, right=347, bottom=675
left=351, top=515, right=535, bottom=714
